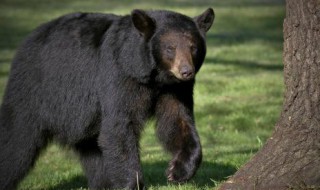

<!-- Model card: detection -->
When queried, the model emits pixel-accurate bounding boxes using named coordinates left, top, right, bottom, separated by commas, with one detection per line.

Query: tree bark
left=219, top=0, right=320, bottom=189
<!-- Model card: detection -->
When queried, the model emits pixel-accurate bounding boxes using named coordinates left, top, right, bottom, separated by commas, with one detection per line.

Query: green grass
left=0, top=0, right=285, bottom=189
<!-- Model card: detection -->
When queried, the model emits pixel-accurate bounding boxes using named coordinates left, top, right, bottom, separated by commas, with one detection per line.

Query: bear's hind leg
left=0, top=112, right=46, bottom=190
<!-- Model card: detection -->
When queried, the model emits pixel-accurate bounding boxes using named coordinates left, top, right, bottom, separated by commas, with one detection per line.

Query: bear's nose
left=180, top=65, right=194, bottom=80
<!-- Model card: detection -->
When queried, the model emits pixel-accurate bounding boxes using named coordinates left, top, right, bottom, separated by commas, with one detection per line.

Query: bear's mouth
left=168, top=70, right=194, bottom=82
left=169, top=68, right=195, bottom=81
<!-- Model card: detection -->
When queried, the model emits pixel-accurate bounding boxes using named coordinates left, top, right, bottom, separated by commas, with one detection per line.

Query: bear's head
left=131, top=8, right=214, bottom=84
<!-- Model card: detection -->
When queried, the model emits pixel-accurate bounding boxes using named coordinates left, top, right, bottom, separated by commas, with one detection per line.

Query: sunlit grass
left=0, top=0, right=285, bottom=189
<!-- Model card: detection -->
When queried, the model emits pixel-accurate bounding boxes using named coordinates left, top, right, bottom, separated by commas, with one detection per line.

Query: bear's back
left=5, top=13, right=123, bottom=134
left=25, top=12, right=120, bottom=49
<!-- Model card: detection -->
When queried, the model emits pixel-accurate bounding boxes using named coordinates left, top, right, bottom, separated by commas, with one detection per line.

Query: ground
left=0, top=0, right=285, bottom=189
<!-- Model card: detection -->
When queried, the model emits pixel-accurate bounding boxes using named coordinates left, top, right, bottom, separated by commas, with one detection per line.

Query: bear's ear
left=131, top=9, right=155, bottom=39
left=194, top=8, right=215, bottom=33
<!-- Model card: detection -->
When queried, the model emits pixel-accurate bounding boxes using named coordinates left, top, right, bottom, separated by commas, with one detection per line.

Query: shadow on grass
left=143, top=161, right=236, bottom=189
left=187, top=161, right=237, bottom=187
left=48, top=175, right=87, bottom=190
left=207, top=32, right=284, bottom=47
left=47, top=161, right=236, bottom=189
left=144, top=161, right=229, bottom=187
left=215, top=148, right=259, bottom=158
left=206, top=57, right=283, bottom=71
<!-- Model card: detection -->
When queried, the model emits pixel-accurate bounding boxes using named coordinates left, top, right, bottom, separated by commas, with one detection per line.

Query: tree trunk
left=219, top=0, right=320, bottom=189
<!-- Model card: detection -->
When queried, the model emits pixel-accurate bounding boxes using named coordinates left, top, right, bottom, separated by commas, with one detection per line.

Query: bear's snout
left=180, top=65, right=194, bottom=80
left=168, top=55, right=195, bottom=81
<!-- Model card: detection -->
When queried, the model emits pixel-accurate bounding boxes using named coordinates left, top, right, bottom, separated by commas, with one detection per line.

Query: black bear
left=0, top=8, right=214, bottom=190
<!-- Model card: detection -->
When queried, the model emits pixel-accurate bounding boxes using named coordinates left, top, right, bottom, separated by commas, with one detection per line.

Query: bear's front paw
left=166, top=159, right=194, bottom=183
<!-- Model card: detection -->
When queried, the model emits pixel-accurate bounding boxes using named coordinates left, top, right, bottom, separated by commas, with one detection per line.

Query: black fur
left=0, top=8, right=214, bottom=190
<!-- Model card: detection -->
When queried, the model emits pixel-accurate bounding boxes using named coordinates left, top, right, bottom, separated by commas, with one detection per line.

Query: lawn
left=0, top=0, right=285, bottom=189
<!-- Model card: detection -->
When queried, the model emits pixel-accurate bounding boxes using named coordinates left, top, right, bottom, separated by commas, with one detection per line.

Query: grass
left=0, top=0, right=285, bottom=189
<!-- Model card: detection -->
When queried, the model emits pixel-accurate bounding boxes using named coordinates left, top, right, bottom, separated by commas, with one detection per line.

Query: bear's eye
left=166, top=45, right=176, bottom=53
left=190, top=45, right=198, bottom=54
